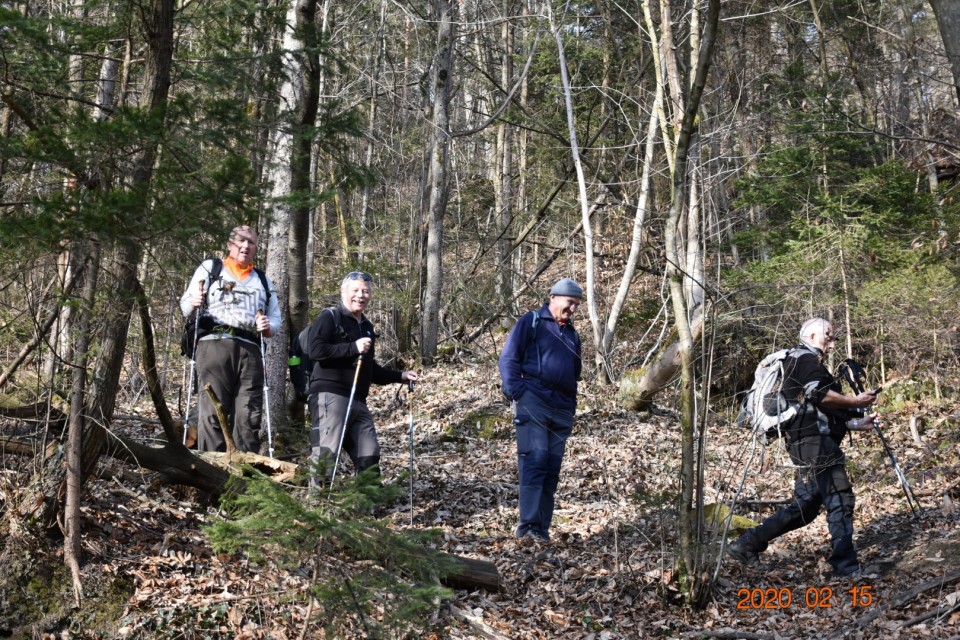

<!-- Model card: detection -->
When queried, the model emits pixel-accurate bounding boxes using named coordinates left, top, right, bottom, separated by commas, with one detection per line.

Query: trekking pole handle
left=192, top=278, right=207, bottom=309
left=256, top=309, right=270, bottom=335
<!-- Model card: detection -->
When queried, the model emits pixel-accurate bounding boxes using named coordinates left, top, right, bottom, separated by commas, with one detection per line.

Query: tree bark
left=929, top=0, right=960, bottom=106
left=661, top=0, right=720, bottom=606
left=550, top=1, right=605, bottom=374
left=420, top=0, right=456, bottom=363
left=64, top=240, right=100, bottom=606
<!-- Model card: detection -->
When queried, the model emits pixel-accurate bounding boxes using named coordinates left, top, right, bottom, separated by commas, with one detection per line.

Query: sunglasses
left=346, top=271, right=372, bottom=281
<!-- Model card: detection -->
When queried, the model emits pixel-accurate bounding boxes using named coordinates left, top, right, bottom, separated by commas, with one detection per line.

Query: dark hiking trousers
left=513, top=391, right=574, bottom=540
left=735, top=434, right=859, bottom=576
left=195, top=337, right=263, bottom=454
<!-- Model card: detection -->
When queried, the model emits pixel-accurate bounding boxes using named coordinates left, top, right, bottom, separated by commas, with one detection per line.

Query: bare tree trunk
left=420, top=0, right=456, bottom=363
left=602, top=87, right=660, bottom=359
left=264, top=0, right=322, bottom=446
left=550, top=1, right=604, bottom=373
left=929, top=0, right=960, bottom=106
left=494, top=0, right=515, bottom=315
left=662, top=0, right=720, bottom=607
left=64, top=241, right=100, bottom=606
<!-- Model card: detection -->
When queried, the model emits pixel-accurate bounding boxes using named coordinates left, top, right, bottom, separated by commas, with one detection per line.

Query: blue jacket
left=498, top=304, right=582, bottom=410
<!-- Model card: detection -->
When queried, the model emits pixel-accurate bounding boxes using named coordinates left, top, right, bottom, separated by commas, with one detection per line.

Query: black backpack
left=288, top=325, right=314, bottom=403
left=180, top=258, right=271, bottom=358
left=288, top=307, right=349, bottom=401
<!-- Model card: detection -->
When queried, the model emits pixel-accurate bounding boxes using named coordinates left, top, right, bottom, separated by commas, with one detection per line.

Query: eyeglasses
left=346, top=271, right=372, bottom=281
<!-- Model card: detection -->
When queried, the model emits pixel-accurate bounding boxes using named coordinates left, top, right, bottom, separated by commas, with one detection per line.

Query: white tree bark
left=263, top=0, right=321, bottom=443
left=549, top=1, right=604, bottom=371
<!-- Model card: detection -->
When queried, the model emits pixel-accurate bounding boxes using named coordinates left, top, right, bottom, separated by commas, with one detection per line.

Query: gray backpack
left=736, top=348, right=806, bottom=444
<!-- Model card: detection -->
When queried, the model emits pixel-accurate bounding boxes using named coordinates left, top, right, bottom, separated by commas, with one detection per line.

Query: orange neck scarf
left=224, top=256, right=254, bottom=280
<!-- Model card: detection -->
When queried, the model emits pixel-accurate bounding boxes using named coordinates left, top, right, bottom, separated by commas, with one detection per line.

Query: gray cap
left=549, top=278, right=583, bottom=298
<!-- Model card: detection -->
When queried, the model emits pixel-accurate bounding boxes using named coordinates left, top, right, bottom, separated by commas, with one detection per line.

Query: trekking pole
left=183, top=279, right=205, bottom=445
left=407, top=379, right=415, bottom=526
left=870, top=419, right=921, bottom=515
left=257, top=310, right=274, bottom=458
left=330, top=354, right=363, bottom=490
left=841, top=359, right=921, bottom=516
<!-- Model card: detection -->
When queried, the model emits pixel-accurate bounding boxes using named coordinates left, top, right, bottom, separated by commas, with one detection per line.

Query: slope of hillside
left=4, top=359, right=959, bottom=639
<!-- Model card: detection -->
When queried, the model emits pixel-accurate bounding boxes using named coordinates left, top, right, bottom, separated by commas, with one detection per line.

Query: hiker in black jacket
left=728, top=318, right=879, bottom=578
left=306, top=272, right=417, bottom=485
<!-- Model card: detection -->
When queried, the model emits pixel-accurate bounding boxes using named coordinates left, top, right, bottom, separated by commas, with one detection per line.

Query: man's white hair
left=799, top=317, right=831, bottom=340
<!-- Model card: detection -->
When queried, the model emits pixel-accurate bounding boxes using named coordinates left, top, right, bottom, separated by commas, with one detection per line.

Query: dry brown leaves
left=66, top=362, right=960, bottom=639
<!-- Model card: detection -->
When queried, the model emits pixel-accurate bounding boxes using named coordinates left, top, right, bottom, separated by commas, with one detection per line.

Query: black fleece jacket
left=306, top=303, right=403, bottom=401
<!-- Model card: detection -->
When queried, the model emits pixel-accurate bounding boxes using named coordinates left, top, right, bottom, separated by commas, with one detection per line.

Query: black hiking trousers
left=736, top=434, right=859, bottom=576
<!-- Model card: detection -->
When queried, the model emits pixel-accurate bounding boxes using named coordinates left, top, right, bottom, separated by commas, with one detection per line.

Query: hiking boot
left=727, top=542, right=761, bottom=567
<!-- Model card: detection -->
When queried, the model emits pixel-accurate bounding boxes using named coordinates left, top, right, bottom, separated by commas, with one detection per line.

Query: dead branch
left=446, top=604, right=511, bottom=639
left=0, top=267, right=81, bottom=389
left=857, top=566, right=960, bottom=627
left=133, top=279, right=182, bottom=443
left=203, top=384, right=237, bottom=456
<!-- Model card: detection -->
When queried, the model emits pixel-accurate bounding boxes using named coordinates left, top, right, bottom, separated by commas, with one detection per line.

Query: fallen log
left=436, top=551, right=500, bottom=592
left=857, top=566, right=960, bottom=628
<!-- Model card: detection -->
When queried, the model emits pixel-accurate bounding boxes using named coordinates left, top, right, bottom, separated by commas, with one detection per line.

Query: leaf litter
left=41, top=362, right=960, bottom=638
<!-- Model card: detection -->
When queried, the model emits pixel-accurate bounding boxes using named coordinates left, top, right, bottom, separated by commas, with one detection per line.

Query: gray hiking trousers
left=308, top=391, right=380, bottom=485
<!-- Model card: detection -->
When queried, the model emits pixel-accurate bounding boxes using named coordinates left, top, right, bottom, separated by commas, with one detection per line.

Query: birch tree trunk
left=264, top=0, right=322, bottom=445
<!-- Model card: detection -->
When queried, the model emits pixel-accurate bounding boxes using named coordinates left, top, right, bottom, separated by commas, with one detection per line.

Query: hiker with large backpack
left=305, top=271, right=417, bottom=487
left=727, top=318, right=880, bottom=579
left=498, top=278, right=583, bottom=542
left=179, top=225, right=281, bottom=454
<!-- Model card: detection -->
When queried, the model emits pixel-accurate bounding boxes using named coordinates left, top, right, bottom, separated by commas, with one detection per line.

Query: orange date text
left=736, top=585, right=874, bottom=609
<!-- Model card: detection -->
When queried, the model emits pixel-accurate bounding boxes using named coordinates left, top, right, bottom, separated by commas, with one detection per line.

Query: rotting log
left=438, top=551, right=500, bottom=592
left=618, top=303, right=705, bottom=411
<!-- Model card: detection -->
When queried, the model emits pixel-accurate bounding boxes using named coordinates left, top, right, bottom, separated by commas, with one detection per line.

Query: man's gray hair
left=340, top=271, right=374, bottom=290
left=799, top=317, right=830, bottom=339
left=229, top=225, right=257, bottom=242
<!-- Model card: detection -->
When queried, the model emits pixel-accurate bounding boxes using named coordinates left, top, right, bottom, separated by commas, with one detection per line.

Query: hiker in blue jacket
left=499, top=278, right=583, bottom=541
left=727, top=318, right=879, bottom=578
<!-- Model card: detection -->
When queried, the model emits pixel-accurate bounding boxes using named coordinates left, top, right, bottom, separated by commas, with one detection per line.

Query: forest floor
left=6, top=358, right=960, bottom=639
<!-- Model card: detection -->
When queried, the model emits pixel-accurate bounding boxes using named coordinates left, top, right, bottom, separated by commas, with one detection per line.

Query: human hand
left=848, top=412, right=880, bottom=431
left=255, top=310, right=270, bottom=334
left=191, top=280, right=206, bottom=309
left=355, top=337, right=372, bottom=354
left=401, top=370, right=418, bottom=382
left=855, top=390, right=877, bottom=409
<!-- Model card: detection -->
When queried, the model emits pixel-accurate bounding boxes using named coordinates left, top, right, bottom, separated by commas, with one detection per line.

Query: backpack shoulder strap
left=324, top=306, right=348, bottom=341
left=252, top=266, right=271, bottom=307
left=525, top=310, right=542, bottom=374
left=207, top=257, right=223, bottom=287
